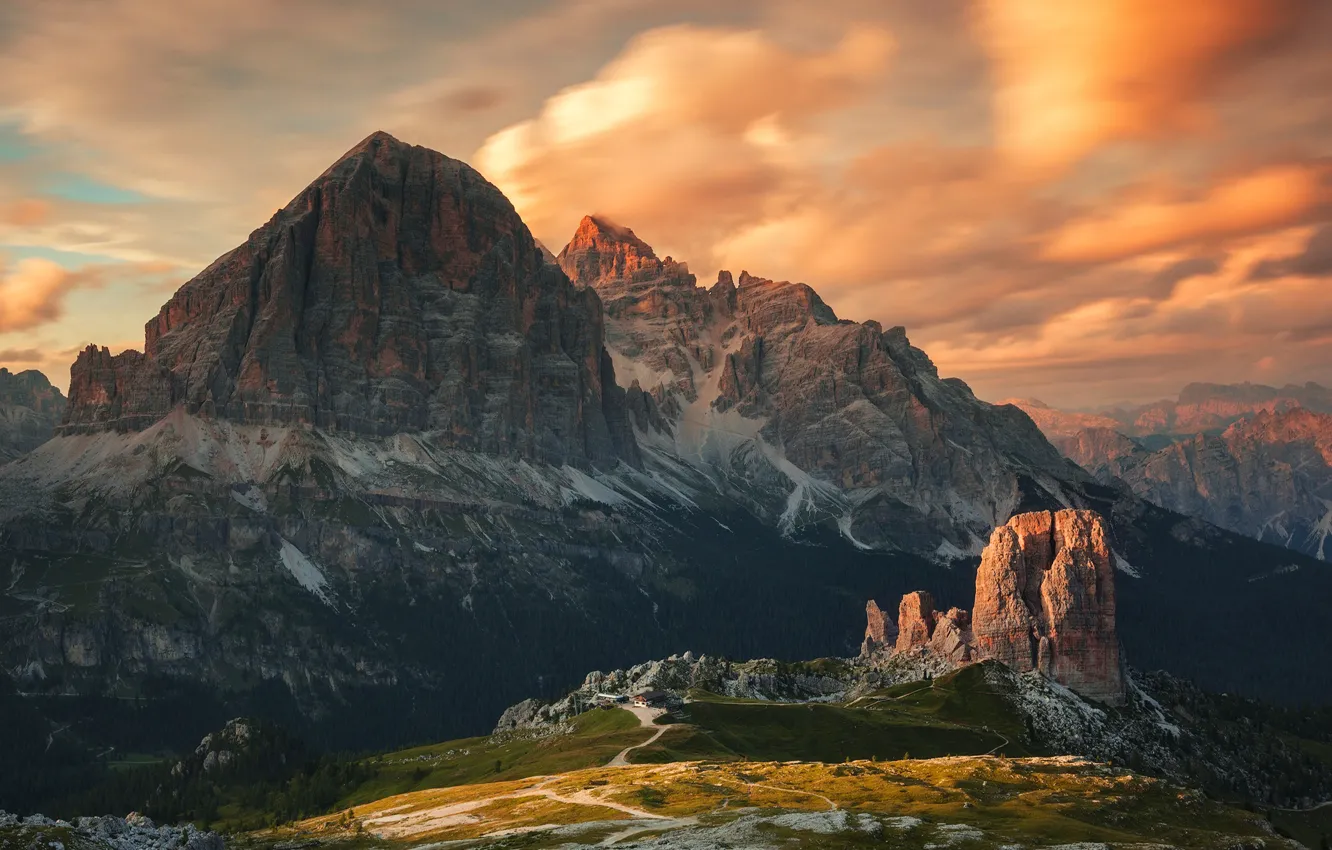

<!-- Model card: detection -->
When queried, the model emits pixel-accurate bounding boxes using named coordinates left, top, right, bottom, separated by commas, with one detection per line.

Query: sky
left=0, top=0, right=1330, bottom=409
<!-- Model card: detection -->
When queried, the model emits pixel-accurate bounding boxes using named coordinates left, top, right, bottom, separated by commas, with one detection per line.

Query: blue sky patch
left=0, top=244, right=128, bottom=269
left=0, top=124, right=37, bottom=162
left=40, top=173, right=147, bottom=204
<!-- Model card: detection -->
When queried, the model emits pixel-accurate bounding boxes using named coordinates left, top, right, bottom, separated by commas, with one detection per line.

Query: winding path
left=607, top=705, right=669, bottom=767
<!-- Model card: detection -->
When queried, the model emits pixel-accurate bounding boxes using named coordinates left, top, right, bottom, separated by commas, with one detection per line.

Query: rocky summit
left=865, top=509, right=1124, bottom=705
left=560, top=215, right=1085, bottom=556
left=61, top=132, right=636, bottom=468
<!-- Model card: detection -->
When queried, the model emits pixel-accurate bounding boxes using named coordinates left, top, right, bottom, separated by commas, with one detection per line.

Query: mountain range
left=0, top=368, right=65, bottom=462
left=0, top=132, right=1329, bottom=760
left=1006, top=381, right=1332, bottom=441
left=1011, top=395, right=1332, bottom=560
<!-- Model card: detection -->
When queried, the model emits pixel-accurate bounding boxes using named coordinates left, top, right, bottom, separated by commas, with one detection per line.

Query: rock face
left=0, top=368, right=65, bottom=460
left=560, top=216, right=1086, bottom=554
left=1056, top=408, right=1332, bottom=561
left=61, top=132, right=637, bottom=469
left=972, top=510, right=1123, bottom=704
left=894, top=591, right=936, bottom=653
left=0, top=810, right=223, bottom=850
left=863, top=509, right=1122, bottom=703
left=861, top=599, right=897, bottom=656
left=928, top=607, right=974, bottom=664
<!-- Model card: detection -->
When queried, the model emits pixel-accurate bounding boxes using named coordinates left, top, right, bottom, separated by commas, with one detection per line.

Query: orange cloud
left=0, top=258, right=76, bottom=332
left=975, top=0, right=1310, bottom=169
left=1, top=199, right=51, bottom=227
left=922, top=226, right=1332, bottom=406
left=474, top=23, right=894, bottom=260
left=0, top=347, right=45, bottom=363
left=1041, top=164, right=1328, bottom=263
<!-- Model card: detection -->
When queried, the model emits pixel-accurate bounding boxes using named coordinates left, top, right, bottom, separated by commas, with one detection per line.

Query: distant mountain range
left=0, top=369, right=65, bottom=461
left=1009, top=391, right=1332, bottom=561
left=0, top=133, right=1328, bottom=764
left=1006, top=381, right=1332, bottom=440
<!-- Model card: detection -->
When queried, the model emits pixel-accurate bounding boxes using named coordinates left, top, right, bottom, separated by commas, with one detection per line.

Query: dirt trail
left=607, top=705, right=668, bottom=767
left=744, top=781, right=838, bottom=811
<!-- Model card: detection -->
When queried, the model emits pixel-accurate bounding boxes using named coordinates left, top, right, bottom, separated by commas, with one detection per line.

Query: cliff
left=865, top=509, right=1124, bottom=705
left=61, top=132, right=638, bottom=469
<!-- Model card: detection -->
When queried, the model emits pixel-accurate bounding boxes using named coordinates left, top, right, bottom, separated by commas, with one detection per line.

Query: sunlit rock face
left=972, top=509, right=1124, bottom=705
left=894, top=590, right=936, bottom=654
left=560, top=217, right=1088, bottom=556
left=61, top=132, right=637, bottom=469
left=860, top=599, right=897, bottom=656
left=863, top=509, right=1123, bottom=705
left=1056, top=408, right=1332, bottom=561
left=0, top=368, right=65, bottom=460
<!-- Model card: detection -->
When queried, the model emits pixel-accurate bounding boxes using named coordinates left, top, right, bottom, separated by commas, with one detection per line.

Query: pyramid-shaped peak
left=60, top=134, right=640, bottom=469
left=344, top=129, right=412, bottom=157
left=558, top=215, right=672, bottom=288
left=568, top=215, right=657, bottom=255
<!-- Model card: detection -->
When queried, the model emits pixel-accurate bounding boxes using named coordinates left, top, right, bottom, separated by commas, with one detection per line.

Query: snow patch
left=1248, top=564, right=1302, bottom=582
left=229, top=484, right=267, bottom=513
left=278, top=538, right=335, bottom=607
left=837, top=512, right=872, bottom=550
left=560, top=466, right=628, bottom=507
left=932, top=539, right=968, bottom=564
left=1113, top=552, right=1141, bottom=578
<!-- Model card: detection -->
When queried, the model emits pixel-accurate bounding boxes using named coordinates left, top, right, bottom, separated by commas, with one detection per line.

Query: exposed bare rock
left=558, top=216, right=673, bottom=289
left=0, top=368, right=65, bottom=460
left=971, top=523, right=1036, bottom=671
left=1058, top=409, right=1332, bottom=560
left=971, top=509, right=1124, bottom=704
left=60, top=132, right=638, bottom=470
left=561, top=220, right=1089, bottom=555
left=860, top=599, right=897, bottom=656
left=558, top=216, right=727, bottom=412
left=1052, top=427, right=1141, bottom=471
left=928, top=607, right=973, bottom=663
left=894, top=591, right=936, bottom=653
left=1127, top=381, right=1332, bottom=436
left=1001, top=398, right=1121, bottom=438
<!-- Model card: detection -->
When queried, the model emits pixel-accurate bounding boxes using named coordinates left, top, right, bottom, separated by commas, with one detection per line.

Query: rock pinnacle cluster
left=864, top=509, right=1125, bottom=705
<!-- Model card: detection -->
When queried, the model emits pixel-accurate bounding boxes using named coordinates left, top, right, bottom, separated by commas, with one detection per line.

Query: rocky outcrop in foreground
left=864, top=509, right=1124, bottom=705
left=0, top=811, right=222, bottom=850
left=860, top=600, right=897, bottom=656
left=494, top=651, right=851, bottom=731
left=0, top=368, right=65, bottom=460
left=972, top=510, right=1122, bottom=703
